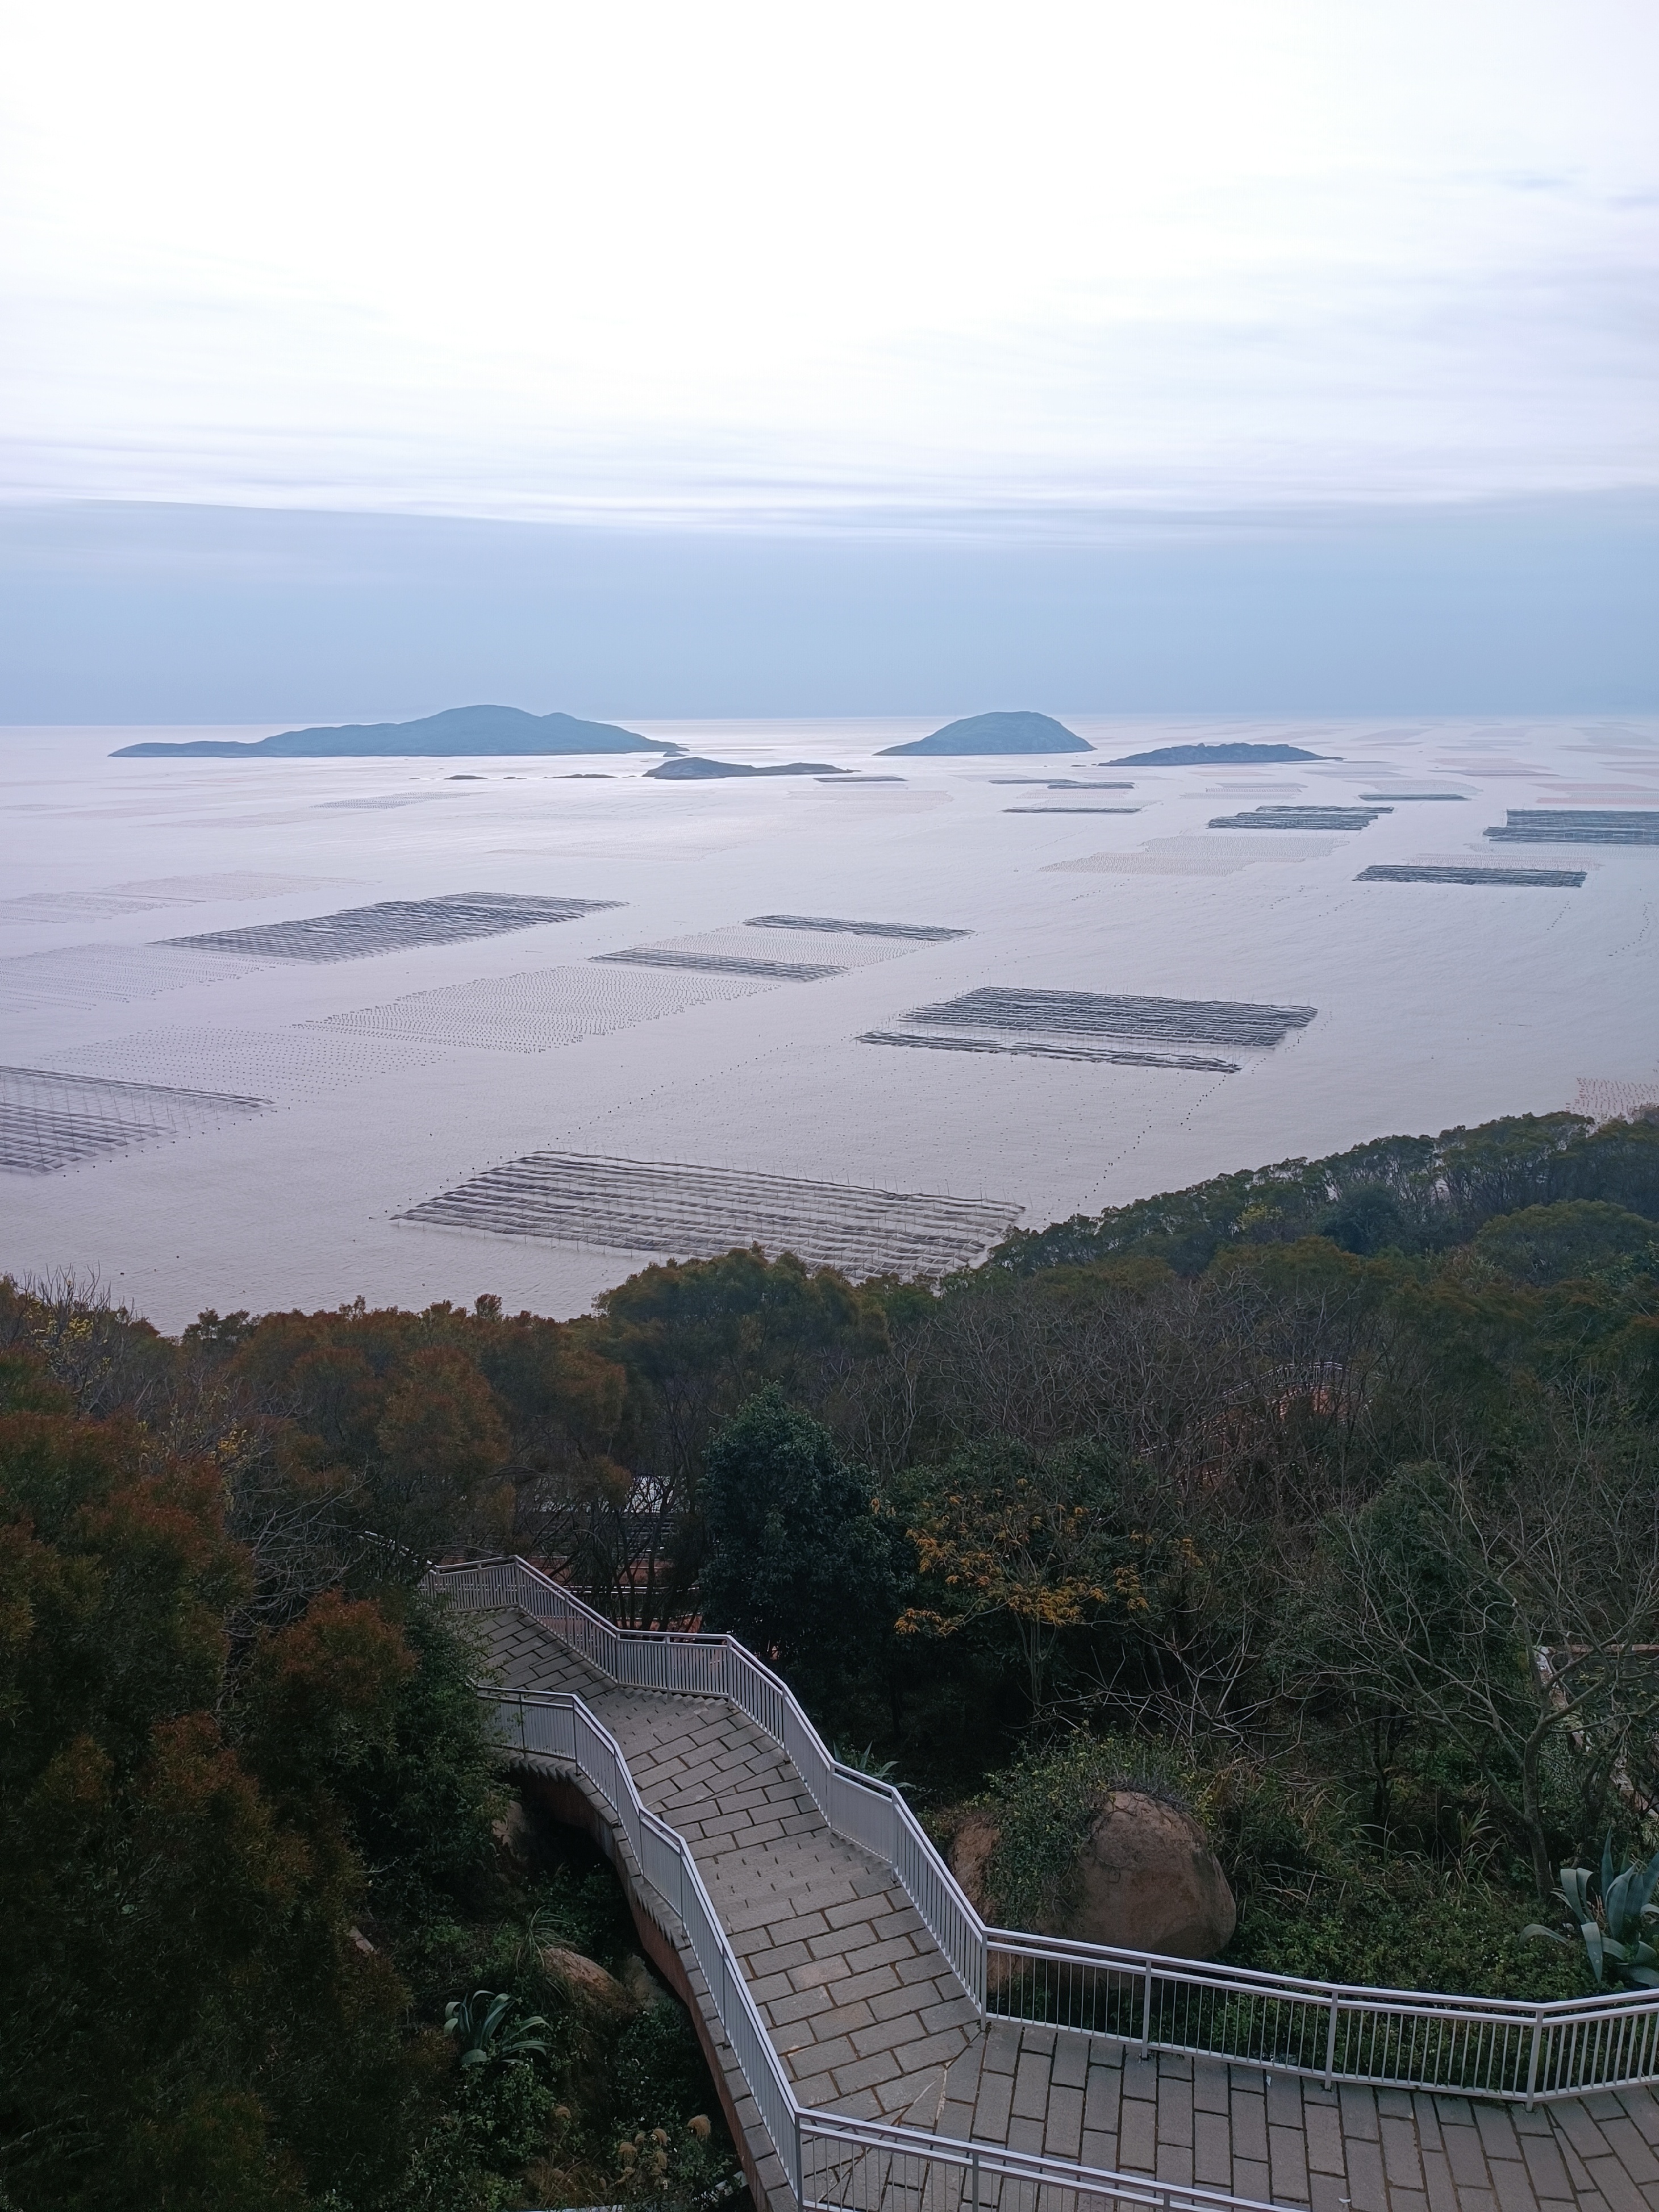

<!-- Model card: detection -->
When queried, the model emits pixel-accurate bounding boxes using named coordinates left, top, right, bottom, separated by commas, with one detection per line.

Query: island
left=879, top=711, right=1090, bottom=756
left=645, top=757, right=843, bottom=780
left=1106, top=742, right=1330, bottom=767
left=111, top=705, right=682, bottom=758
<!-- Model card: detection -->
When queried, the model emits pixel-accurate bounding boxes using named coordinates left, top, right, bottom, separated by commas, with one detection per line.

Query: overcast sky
left=3, top=0, right=1656, bottom=530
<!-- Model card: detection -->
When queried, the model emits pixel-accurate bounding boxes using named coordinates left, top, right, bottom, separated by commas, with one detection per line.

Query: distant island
left=879, top=711, right=1090, bottom=756
left=111, top=705, right=681, bottom=758
left=1107, top=742, right=1330, bottom=767
left=645, top=757, right=843, bottom=780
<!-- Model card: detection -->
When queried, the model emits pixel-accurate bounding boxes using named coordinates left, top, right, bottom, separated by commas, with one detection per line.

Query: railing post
left=467, top=1561, right=1659, bottom=2117
left=792, top=2113, right=805, bottom=2211
left=971, top=2147, right=980, bottom=2212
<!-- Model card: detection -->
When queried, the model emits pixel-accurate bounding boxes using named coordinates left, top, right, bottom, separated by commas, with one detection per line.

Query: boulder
left=491, top=1799, right=535, bottom=1877
left=1068, top=1792, right=1236, bottom=1958
left=616, top=1952, right=663, bottom=2011
left=947, top=1789, right=1235, bottom=1960
left=540, top=1944, right=636, bottom=2021
left=947, top=1809, right=1002, bottom=1917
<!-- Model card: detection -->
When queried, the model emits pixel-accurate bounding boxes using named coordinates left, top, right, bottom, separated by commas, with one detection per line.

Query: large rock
left=491, top=1799, right=535, bottom=1877
left=616, top=1952, right=664, bottom=2012
left=948, top=1809, right=1003, bottom=1917
left=540, top=1945, right=637, bottom=2021
left=948, top=1789, right=1236, bottom=1960
left=1068, top=1792, right=1237, bottom=1957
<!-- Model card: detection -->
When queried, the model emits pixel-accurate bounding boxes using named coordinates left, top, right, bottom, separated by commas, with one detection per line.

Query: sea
left=2, top=715, right=1656, bottom=1330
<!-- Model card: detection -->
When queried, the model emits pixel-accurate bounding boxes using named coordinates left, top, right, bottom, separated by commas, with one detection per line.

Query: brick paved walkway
left=477, top=1607, right=1659, bottom=2212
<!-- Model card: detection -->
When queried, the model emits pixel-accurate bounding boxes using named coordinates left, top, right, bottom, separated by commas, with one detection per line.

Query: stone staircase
left=477, top=1605, right=1659, bottom=2212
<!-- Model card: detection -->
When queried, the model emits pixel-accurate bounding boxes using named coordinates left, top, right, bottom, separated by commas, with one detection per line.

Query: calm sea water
left=2, top=715, right=1656, bottom=1327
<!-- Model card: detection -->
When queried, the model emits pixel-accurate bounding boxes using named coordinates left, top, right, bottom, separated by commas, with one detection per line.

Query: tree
left=1285, top=1457, right=1659, bottom=1900
left=1473, top=1202, right=1659, bottom=1288
left=0, top=1352, right=515, bottom=2211
left=372, top=1344, right=513, bottom=1557
left=698, top=1386, right=898, bottom=1693
left=900, top=1439, right=1175, bottom=1718
left=0, top=1397, right=418, bottom=2210
left=239, top=1589, right=503, bottom=1917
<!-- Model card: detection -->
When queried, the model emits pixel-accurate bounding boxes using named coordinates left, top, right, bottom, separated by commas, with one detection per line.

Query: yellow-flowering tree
left=900, top=1442, right=1187, bottom=1718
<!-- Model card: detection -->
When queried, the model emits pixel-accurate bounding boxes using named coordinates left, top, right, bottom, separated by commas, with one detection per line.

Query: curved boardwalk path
left=479, top=1606, right=1659, bottom=2212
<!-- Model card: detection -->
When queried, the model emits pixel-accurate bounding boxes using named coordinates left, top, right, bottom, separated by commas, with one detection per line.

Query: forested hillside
left=5, top=1106, right=1658, bottom=2209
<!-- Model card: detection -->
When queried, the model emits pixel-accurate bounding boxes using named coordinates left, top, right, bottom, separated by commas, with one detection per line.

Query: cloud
left=1, top=0, right=1656, bottom=526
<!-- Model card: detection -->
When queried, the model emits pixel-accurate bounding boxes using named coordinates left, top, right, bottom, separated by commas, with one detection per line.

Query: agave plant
left=830, top=1739, right=904, bottom=1788
left=1525, top=1838, right=1659, bottom=1988
left=443, top=1988, right=552, bottom=2067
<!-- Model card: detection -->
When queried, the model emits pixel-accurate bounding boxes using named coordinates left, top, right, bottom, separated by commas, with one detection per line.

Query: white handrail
left=797, top=2109, right=1289, bottom=2212
left=485, top=1686, right=802, bottom=2190
left=432, top=1555, right=986, bottom=2003
left=486, top=1681, right=1284, bottom=2212
left=429, top=1556, right=1659, bottom=2106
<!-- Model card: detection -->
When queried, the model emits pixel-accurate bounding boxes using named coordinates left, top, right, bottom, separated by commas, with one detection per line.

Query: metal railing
left=487, top=1686, right=801, bottom=2192
left=435, top=1555, right=985, bottom=2003
left=488, top=1682, right=1282, bottom=2212
left=431, top=1556, right=1659, bottom=2107
left=979, top=1933, right=1659, bottom=2105
left=799, top=2112, right=1285, bottom=2212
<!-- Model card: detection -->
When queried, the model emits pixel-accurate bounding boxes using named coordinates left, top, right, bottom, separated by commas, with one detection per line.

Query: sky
left=1, top=1, right=1656, bottom=713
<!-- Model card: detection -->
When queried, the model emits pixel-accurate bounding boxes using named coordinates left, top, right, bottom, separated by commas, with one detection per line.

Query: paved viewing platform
left=478, top=1607, right=1659, bottom=2212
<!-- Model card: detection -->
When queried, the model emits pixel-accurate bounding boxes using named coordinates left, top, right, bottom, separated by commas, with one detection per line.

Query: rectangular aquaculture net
left=1047, top=836, right=1343, bottom=876
left=629, top=922, right=954, bottom=972
left=0, top=873, right=343, bottom=922
left=858, top=1032, right=1238, bottom=1072
left=0, top=1064, right=272, bottom=1174
left=1485, top=811, right=1659, bottom=846
left=165, top=891, right=620, bottom=961
left=1209, top=806, right=1389, bottom=831
left=746, top=916, right=972, bottom=941
left=592, top=948, right=847, bottom=980
left=900, top=989, right=1317, bottom=1049
left=1357, top=864, right=1585, bottom=886
left=401, top=1151, right=1022, bottom=1276
left=1572, top=1079, right=1659, bottom=1126
left=0, top=890, right=180, bottom=922
left=312, top=960, right=775, bottom=1052
left=110, top=873, right=350, bottom=901
left=0, top=942, right=269, bottom=1013
left=49, top=1026, right=450, bottom=1102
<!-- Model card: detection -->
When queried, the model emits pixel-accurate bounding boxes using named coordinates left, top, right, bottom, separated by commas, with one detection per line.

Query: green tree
left=1285, top=1459, right=1659, bottom=1900
left=0, top=1399, right=416, bottom=2211
left=698, top=1386, right=898, bottom=1693
left=1473, top=1201, right=1659, bottom=1287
